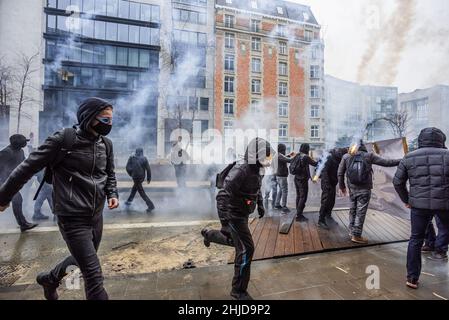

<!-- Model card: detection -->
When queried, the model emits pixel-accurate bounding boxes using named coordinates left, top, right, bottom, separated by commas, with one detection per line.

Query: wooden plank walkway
left=246, top=210, right=411, bottom=261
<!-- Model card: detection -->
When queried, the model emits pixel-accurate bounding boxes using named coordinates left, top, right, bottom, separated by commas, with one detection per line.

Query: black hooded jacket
left=393, top=127, right=449, bottom=211
left=273, top=144, right=292, bottom=177
left=320, top=148, right=348, bottom=187
left=0, top=98, right=118, bottom=216
left=0, top=138, right=27, bottom=183
left=126, top=148, right=151, bottom=182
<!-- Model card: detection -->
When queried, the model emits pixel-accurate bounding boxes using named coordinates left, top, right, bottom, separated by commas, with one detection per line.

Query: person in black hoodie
left=125, top=148, right=154, bottom=213
left=0, top=134, right=38, bottom=232
left=393, top=127, right=449, bottom=289
left=318, top=147, right=348, bottom=230
left=0, top=97, right=119, bottom=300
left=201, top=138, right=274, bottom=300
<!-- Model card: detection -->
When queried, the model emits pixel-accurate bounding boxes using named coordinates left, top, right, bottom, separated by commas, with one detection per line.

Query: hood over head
left=244, top=138, right=275, bottom=167
left=418, top=127, right=446, bottom=149
left=277, top=144, right=287, bottom=154
left=300, top=143, right=310, bottom=154
left=9, top=134, right=28, bottom=149
left=77, top=97, right=113, bottom=132
left=135, top=148, right=144, bottom=156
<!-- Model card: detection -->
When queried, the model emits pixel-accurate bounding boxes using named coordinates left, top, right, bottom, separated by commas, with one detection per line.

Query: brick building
left=214, top=0, right=325, bottom=151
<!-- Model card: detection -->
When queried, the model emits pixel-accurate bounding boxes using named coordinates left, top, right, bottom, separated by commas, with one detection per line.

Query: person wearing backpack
left=201, top=138, right=274, bottom=300
left=318, top=147, right=348, bottom=230
left=125, top=148, right=155, bottom=213
left=0, top=134, right=38, bottom=232
left=290, top=143, right=318, bottom=222
left=393, top=127, right=449, bottom=289
left=0, top=97, right=119, bottom=300
left=338, top=141, right=400, bottom=244
left=273, top=144, right=295, bottom=213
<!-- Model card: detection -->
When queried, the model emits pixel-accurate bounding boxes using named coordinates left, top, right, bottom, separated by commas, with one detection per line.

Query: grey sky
left=291, top=0, right=449, bottom=93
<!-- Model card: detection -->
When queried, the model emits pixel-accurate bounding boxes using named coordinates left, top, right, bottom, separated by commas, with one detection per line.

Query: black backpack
left=216, top=162, right=236, bottom=189
left=33, top=128, right=112, bottom=200
left=289, top=154, right=303, bottom=175
left=346, top=153, right=370, bottom=185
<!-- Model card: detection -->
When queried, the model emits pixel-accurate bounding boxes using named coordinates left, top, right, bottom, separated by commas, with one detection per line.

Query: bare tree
left=12, top=52, right=40, bottom=133
left=366, top=109, right=410, bottom=139
left=0, top=57, right=13, bottom=122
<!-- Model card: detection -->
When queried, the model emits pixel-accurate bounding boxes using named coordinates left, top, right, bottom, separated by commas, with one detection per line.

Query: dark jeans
left=127, top=180, right=155, bottom=210
left=294, top=178, right=309, bottom=216
left=174, top=164, right=186, bottom=187
left=319, top=184, right=337, bottom=221
left=204, top=195, right=254, bottom=294
left=408, top=208, right=449, bottom=281
left=11, top=192, right=30, bottom=227
left=34, top=183, right=53, bottom=216
left=49, top=214, right=108, bottom=300
left=348, top=191, right=371, bottom=237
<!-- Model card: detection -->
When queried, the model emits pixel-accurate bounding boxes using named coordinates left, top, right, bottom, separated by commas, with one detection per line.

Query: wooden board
left=231, top=210, right=411, bottom=262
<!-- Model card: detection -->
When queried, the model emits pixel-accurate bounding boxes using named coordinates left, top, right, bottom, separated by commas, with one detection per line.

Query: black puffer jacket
left=393, top=127, right=449, bottom=210
left=0, top=98, right=118, bottom=216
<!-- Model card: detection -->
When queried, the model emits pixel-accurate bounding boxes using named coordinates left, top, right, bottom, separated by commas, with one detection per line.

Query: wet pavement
left=1, top=221, right=448, bottom=300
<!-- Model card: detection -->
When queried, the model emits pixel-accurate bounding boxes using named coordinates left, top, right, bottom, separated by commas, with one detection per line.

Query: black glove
left=258, top=207, right=265, bottom=219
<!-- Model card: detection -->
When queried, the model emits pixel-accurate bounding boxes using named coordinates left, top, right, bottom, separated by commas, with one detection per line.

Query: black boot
left=20, top=222, right=38, bottom=233
left=201, top=228, right=211, bottom=248
left=296, top=214, right=308, bottom=222
left=230, top=290, right=254, bottom=300
left=36, top=272, right=59, bottom=300
left=318, top=219, right=330, bottom=230
left=326, top=215, right=339, bottom=225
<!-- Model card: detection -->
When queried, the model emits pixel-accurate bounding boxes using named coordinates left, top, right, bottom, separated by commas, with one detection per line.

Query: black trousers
left=294, top=178, right=309, bottom=216
left=319, top=184, right=337, bottom=221
left=127, top=180, right=155, bottom=210
left=204, top=195, right=254, bottom=294
left=11, top=192, right=29, bottom=227
left=49, top=214, right=108, bottom=300
left=174, top=164, right=186, bottom=187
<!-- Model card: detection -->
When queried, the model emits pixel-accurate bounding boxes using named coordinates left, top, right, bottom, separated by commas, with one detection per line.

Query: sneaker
left=406, top=278, right=419, bottom=290
left=20, top=222, right=38, bottom=233
left=351, top=236, right=369, bottom=244
left=230, top=290, right=254, bottom=300
left=281, top=207, right=291, bottom=213
left=318, top=220, right=330, bottom=230
left=295, top=214, right=308, bottom=222
left=421, top=246, right=435, bottom=253
left=427, top=252, right=448, bottom=261
left=274, top=205, right=282, bottom=210
left=201, top=228, right=210, bottom=248
left=36, top=272, right=59, bottom=300
left=32, top=213, right=49, bottom=221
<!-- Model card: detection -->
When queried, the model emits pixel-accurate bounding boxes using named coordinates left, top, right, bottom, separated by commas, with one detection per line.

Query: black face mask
left=92, top=122, right=112, bottom=136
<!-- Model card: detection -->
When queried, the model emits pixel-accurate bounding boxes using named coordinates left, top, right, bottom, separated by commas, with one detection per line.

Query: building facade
left=325, top=75, right=398, bottom=145
left=214, top=0, right=325, bottom=151
left=399, top=85, right=449, bottom=140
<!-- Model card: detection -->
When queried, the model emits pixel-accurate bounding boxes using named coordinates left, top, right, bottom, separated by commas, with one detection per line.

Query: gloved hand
left=258, top=207, right=265, bottom=219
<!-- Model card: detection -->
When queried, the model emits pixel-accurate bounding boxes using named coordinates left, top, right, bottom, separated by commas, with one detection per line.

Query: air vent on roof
left=303, top=12, right=310, bottom=21
left=277, top=7, right=284, bottom=14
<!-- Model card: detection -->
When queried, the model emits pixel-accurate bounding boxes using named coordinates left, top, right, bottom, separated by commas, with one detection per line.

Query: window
left=277, top=6, right=284, bottom=15
left=141, top=4, right=152, bottom=21
left=224, top=54, right=235, bottom=71
left=128, top=48, right=139, bottom=67
left=189, top=97, right=199, bottom=111
left=105, top=45, right=116, bottom=64
left=57, top=16, right=68, bottom=33
left=279, top=124, right=288, bottom=138
left=93, top=45, right=106, bottom=64
left=47, top=15, right=57, bottom=32
left=117, top=47, right=128, bottom=65
left=95, top=0, right=107, bottom=15
left=151, top=5, right=160, bottom=23
left=47, top=0, right=57, bottom=8
left=81, top=44, right=93, bottom=63
left=82, top=19, right=94, bottom=37
left=119, top=0, right=129, bottom=19
left=106, top=0, right=119, bottom=16
left=129, top=1, right=140, bottom=20
left=278, top=24, right=287, bottom=37
left=311, top=105, right=320, bottom=118
left=251, top=37, right=261, bottom=51
left=224, top=76, right=234, bottom=93
left=251, top=79, right=261, bottom=94
left=252, top=58, right=261, bottom=73
left=305, top=30, right=313, bottom=41
left=279, top=62, right=288, bottom=76
left=279, top=81, right=288, bottom=96
left=279, top=41, right=287, bottom=55
left=224, top=98, right=234, bottom=115
left=139, top=26, right=150, bottom=45
left=310, top=65, right=320, bottom=78
left=139, top=49, right=150, bottom=68
left=250, top=100, right=260, bottom=114
left=225, top=14, right=234, bottom=28
left=58, top=0, right=70, bottom=10
left=129, top=25, right=139, bottom=43
left=106, top=22, right=117, bottom=41
left=312, top=46, right=319, bottom=60
left=94, top=21, right=106, bottom=39
left=311, top=85, right=320, bottom=98
left=200, top=97, right=209, bottom=111
left=118, top=24, right=128, bottom=42
left=225, top=33, right=235, bottom=49
left=251, top=19, right=260, bottom=33
left=311, top=125, right=319, bottom=138
left=279, top=102, right=288, bottom=117
left=224, top=120, right=234, bottom=136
